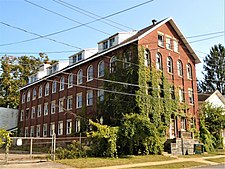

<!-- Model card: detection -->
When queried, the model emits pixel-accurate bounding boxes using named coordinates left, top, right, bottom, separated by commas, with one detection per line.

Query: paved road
left=194, top=163, right=225, bottom=169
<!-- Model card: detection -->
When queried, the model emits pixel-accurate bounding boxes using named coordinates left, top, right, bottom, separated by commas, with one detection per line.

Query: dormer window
left=77, top=53, right=83, bottom=61
left=103, top=41, right=108, bottom=50
left=109, top=37, right=115, bottom=47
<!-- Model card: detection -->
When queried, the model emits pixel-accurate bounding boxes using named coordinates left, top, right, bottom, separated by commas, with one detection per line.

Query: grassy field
left=205, top=157, right=225, bottom=163
left=121, top=161, right=207, bottom=169
left=57, top=155, right=174, bottom=168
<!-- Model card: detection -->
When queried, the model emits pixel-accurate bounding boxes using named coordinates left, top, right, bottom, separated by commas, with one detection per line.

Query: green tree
left=117, top=113, right=164, bottom=155
left=0, top=54, right=51, bottom=108
left=200, top=44, right=225, bottom=94
left=200, top=103, right=225, bottom=151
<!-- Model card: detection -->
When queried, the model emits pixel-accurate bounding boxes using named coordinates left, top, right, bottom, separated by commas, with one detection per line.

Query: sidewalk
left=84, top=155, right=225, bottom=169
left=0, top=154, right=224, bottom=169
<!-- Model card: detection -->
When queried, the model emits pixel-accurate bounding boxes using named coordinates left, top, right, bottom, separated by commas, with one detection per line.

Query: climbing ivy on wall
left=96, top=45, right=180, bottom=155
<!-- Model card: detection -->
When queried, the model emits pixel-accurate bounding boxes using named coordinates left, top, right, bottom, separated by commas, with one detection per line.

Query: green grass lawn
left=205, top=157, right=225, bottom=163
left=57, top=155, right=174, bottom=168
left=122, top=161, right=207, bottom=169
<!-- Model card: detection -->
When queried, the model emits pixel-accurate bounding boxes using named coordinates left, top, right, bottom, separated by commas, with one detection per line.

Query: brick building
left=18, top=17, right=200, bottom=139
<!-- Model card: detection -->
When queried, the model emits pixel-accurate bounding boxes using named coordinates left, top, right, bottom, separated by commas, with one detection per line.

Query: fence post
left=53, top=133, right=56, bottom=161
left=5, top=136, right=9, bottom=164
left=30, top=138, right=33, bottom=159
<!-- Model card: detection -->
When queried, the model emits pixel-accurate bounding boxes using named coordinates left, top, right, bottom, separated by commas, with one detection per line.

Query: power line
left=0, top=51, right=78, bottom=55
left=24, top=0, right=110, bottom=35
left=0, top=0, right=154, bottom=47
left=0, top=21, right=83, bottom=50
left=53, top=0, right=134, bottom=31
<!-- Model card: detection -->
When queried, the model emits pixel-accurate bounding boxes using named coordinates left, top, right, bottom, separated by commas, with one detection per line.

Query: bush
left=55, top=140, right=89, bottom=159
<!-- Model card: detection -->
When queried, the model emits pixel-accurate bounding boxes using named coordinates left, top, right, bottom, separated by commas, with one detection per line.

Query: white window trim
left=38, top=86, right=42, bottom=98
left=44, top=103, right=48, bottom=116
left=76, top=93, right=82, bottom=108
left=36, top=125, right=40, bottom=137
left=86, top=90, right=93, bottom=106
left=52, top=81, right=57, bottom=93
left=66, top=119, right=72, bottom=135
left=67, top=96, right=73, bottom=110
left=43, top=123, right=48, bottom=137
left=87, top=65, right=94, bottom=82
left=60, top=77, right=65, bottom=91
left=51, top=100, right=56, bottom=114
left=58, top=121, right=63, bottom=135
left=77, top=69, right=83, bottom=84
left=68, top=74, right=73, bottom=88
left=98, top=60, right=105, bottom=77
left=59, top=98, right=64, bottom=112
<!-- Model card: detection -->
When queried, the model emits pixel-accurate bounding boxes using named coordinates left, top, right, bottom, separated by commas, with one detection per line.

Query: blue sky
left=0, top=0, right=224, bottom=80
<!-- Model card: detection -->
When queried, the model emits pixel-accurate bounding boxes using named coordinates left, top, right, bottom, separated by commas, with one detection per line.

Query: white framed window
left=50, top=122, right=55, bottom=136
left=76, top=93, right=82, bottom=108
left=174, top=39, right=179, bottom=52
left=30, top=126, right=34, bottom=137
left=186, top=64, right=192, bottom=79
left=77, top=69, right=83, bottom=84
left=25, top=127, right=29, bottom=137
left=177, top=60, right=183, bottom=77
left=87, top=65, right=94, bottom=81
left=167, top=57, right=173, bottom=73
left=144, top=49, right=150, bottom=67
left=123, top=51, right=132, bottom=68
left=181, top=117, right=186, bottom=130
left=98, top=60, right=105, bottom=77
left=36, top=125, right=40, bottom=137
left=31, top=106, right=35, bottom=119
left=58, top=121, right=63, bottom=135
left=87, top=90, right=93, bottom=106
left=178, top=89, right=185, bottom=103
left=109, top=37, right=115, bottom=47
left=20, top=110, right=24, bottom=121
left=75, top=119, right=80, bottom=133
left=67, top=96, right=73, bottom=110
left=59, top=98, right=64, bottom=112
left=98, top=89, right=104, bottom=102
left=22, top=93, right=26, bottom=103
left=32, top=88, right=37, bottom=100
left=27, top=90, right=31, bottom=102
left=188, top=89, right=194, bottom=104
left=43, top=123, right=47, bottom=137
left=66, top=119, right=72, bottom=135
left=110, top=56, right=117, bottom=73
left=37, top=104, right=42, bottom=117
left=68, top=73, right=73, bottom=88
left=44, top=103, right=48, bottom=116
left=166, top=37, right=172, bottom=50
left=52, top=80, right=57, bottom=93
left=51, top=101, right=56, bottom=114
left=38, top=85, right=42, bottom=98
left=158, top=34, right=164, bottom=47
left=60, top=77, right=65, bottom=91
left=156, top=53, right=162, bottom=70
left=45, top=83, right=49, bottom=96
left=103, top=41, right=108, bottom=50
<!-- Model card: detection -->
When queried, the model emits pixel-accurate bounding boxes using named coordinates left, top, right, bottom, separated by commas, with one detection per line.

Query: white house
left=198, top=90, right=225, bottom=147
left=0, top=107, right=18, bottom=131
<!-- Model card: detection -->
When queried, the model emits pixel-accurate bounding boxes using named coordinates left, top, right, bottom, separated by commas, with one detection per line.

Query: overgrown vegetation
left=199, top=103, right=225, bottom=151
left=56, top=140, right=88, bottom=159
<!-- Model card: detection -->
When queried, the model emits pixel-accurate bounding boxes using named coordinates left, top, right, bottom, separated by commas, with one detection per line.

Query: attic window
left=158, top=34, right=164, bottom=47
left=109, top=37, right=115, bottom=47
left=103, top=41, right=108, bottom=50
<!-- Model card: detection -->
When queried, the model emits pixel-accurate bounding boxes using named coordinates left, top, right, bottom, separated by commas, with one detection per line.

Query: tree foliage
left=0, top=54, right=51, bottom=108
left=200, top=44, right=225, bottom=94
left=0, top=129, right=11, bottom=149
left=117, top=113, right=164, bottom=155
left=199, top=103, right=225, bottom=151
left=88, top=120, right=118, bottom=158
